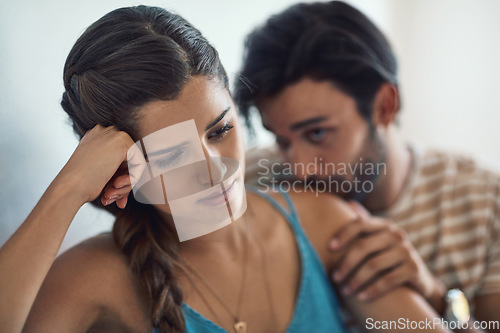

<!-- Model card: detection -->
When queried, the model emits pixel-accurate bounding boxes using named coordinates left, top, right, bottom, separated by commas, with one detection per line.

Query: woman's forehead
left=136, top=77, right=233, bottom=138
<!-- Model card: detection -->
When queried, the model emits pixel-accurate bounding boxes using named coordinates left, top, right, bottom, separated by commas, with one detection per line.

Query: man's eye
left=207, top=123, right=234, bottom=140
left=304, top=128, right=328, bottom=144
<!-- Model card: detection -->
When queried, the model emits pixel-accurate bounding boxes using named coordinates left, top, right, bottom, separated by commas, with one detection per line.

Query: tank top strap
left=246, top=186, right=305, bottom=239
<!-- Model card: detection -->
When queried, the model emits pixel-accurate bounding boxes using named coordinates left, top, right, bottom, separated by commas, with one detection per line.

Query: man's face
left=258, top=77, right=386, bottom=201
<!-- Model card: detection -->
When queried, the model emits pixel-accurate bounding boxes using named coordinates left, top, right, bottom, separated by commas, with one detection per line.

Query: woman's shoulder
left=24, top=233, right=150, bottom=332
left=251, top=189, right=356, bottom=228
left=49, top=233, right=131, bottom=291
left=53, top=232, right=149, bottom=313
left=288, top=191, right=356, bottom=225
left=246, top=188, right=356, bottom=227
left=257, top=189, right=357, bottom=267
left=56, top=233, right=127, bottom=272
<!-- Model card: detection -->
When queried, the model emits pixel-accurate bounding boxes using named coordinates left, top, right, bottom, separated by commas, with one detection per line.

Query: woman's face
left=130, top=76, right=246, bottom=240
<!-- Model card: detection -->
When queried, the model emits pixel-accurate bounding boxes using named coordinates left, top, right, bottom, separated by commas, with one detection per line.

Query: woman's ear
left=371, top=83, right=400, bottom=127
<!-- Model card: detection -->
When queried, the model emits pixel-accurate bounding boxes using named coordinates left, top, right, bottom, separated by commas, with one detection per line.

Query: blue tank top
left=155, top=189, right=347, bottom=332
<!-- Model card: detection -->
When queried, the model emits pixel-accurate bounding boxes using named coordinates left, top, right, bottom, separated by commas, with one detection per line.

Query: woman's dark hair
left=61, top=6, right=228, bottom=332
left=234, top=0, right=398, bottom=130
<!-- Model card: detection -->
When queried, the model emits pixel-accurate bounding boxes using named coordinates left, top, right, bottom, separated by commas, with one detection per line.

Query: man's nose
left=286, top=143, right=317, bottom=179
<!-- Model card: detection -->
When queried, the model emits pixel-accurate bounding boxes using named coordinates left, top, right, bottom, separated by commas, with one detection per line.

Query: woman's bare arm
left=0, top=177, right=83, bottom=333
left=0, top=126, right=136, bottom=333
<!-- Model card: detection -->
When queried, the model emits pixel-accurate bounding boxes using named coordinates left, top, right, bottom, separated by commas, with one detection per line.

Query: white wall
left=1, top=0, right=498, bottom=250
left=389, top=0, right=500, bottom=172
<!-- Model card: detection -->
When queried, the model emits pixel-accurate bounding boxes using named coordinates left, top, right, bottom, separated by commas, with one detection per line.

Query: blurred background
left=1, top=0, right=499, bottom=251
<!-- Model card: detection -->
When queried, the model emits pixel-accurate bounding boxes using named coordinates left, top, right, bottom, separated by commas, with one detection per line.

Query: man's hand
left=331, top=201, right=446, bottom=312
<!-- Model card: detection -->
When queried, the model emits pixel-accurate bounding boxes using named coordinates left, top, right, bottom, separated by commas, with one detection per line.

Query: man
left=236, top=1, right=500, bottom=331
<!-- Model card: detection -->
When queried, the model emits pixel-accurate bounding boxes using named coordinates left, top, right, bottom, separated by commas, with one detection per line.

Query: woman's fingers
left=63, top=125, right=137, bottom=204
left=113, top=174, right=131, bottom=190
left=126, top=143, right=147, bottom=189
left=116, top=196, right=128, bottom=209
left=102, top=185, right=132, bottom=205
left=100, top=164, right=134, bottom=207
left=100, top=141, right=145, bottom=209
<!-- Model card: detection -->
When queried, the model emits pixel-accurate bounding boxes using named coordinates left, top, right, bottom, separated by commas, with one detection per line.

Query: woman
left=0, top=5, right=447, bottom=333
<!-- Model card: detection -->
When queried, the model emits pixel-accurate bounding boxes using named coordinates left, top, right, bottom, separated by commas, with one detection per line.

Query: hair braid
left=60, top=5, right=229, bottom=332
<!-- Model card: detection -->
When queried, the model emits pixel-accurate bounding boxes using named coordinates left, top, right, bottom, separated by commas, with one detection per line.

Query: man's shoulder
left=419, top=149, right=476, bottom=172
left=388, top=147, right=500, bottom=219
left=416, top=148, right=500, bottom=186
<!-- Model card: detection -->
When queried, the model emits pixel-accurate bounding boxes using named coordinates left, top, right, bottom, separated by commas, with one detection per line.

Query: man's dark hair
left=234, top=1, right=398, bottom=129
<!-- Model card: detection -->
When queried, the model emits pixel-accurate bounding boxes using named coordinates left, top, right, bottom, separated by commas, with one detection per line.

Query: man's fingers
left=333, top=231, right=394, bottom=282
left=342, top=248, right=406, bottom=296
left=354, top=265, right=412, bottom=302
left=330, top=215, right=387, bottom=251
left=347, top=201, right=370, bottom=218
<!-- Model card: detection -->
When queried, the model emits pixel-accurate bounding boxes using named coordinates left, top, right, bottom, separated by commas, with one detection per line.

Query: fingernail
left=342, top=286, right=351, bottom=295
left=109, top=195, right=119, bottom=200
left=333, top=271, right=342, bottom=281
left=330, top=239, right=339, bottom=249
left=350, top=203, right=362, bottom=214
left=358, top=292, right=368, bottom=301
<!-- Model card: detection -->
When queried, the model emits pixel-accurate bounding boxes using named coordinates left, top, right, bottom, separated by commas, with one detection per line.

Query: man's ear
left=372, top=83, right=400, bottom=127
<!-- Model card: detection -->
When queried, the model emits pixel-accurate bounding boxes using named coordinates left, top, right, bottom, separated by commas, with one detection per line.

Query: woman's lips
left=197, top=179, right=237, bottom=206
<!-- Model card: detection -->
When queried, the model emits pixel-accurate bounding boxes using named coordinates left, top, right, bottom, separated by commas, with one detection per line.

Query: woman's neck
left=176, top=209, right=252, bottom=261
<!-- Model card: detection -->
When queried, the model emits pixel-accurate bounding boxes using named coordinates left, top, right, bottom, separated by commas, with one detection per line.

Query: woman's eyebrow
left=205, top=107, right=230, bottom=131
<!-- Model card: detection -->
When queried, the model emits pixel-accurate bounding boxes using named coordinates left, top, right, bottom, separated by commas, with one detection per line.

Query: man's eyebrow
left=147, top=141, right=188, bottom=158
left=289, top=116, right=328, bottom=131
left=205, top=107, right=231, bottom=131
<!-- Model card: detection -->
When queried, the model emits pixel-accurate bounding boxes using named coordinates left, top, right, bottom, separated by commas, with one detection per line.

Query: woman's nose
left=197, top=155, right=228, bottom=186
left=208, top=156, right=228, bottom=185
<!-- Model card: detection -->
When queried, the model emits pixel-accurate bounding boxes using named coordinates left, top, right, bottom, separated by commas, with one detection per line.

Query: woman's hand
left=0, top=124, right=145, bottom=333
left=57, top=125, right=142, bottom=208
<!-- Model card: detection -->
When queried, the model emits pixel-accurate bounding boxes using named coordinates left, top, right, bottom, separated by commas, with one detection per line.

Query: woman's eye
left=153, top=149, right=183, bottom=169
left=208, top=123, right=234, bottom=140
left=304, top=128, right=329, bottom=144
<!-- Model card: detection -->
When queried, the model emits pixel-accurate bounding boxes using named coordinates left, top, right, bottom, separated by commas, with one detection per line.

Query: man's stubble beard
left=306, top=128, right=387, bottom=202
